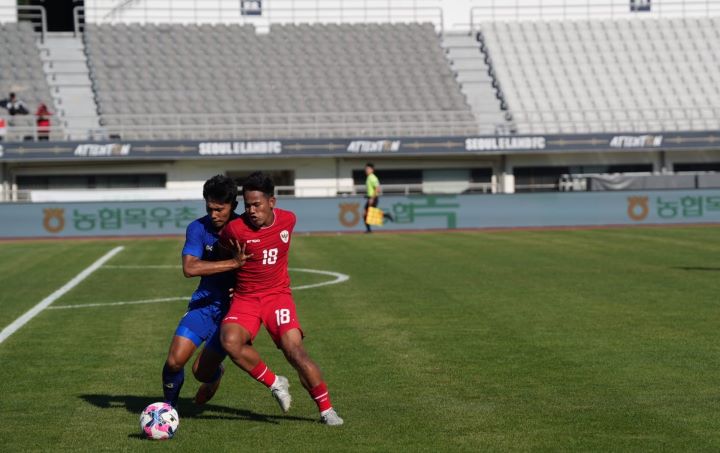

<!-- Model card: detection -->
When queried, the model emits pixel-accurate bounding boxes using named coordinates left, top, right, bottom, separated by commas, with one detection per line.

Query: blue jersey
left=181, top=215, right=236, bottom=310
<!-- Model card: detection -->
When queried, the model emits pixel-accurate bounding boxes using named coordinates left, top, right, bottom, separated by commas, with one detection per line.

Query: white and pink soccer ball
left=139, top=402, right=179, bottom=440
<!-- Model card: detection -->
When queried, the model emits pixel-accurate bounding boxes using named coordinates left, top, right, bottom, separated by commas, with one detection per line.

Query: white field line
left=289, top=268, right=350, bottom=290
left=46, top=267, right=350, bottom=310
left=0, top=246, right=125, bottom=344
left=47, top=296, right=187, bottom=310
left=104, top=265, right=179, bottom=269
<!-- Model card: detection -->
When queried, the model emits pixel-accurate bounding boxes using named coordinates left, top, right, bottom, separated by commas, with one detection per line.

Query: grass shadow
left=80, top=394, right=315, bottom=424
left=674, top=266, right=720, bottom=272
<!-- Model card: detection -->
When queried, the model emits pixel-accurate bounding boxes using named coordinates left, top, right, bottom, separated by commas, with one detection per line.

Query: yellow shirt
left=366, top=173, right=380, bottom=197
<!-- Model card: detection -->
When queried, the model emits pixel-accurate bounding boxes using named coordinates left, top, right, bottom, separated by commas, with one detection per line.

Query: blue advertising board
left=0, top=190, right=718, bottom=239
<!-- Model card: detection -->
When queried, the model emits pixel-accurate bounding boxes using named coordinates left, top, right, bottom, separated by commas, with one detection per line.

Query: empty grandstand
left=84, top=22, right=478, bottom=140
left=478, top=16, right=720, bottom=134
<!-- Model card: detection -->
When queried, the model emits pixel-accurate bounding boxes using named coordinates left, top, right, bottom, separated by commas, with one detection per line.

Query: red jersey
left=220, top=208, right=295, bottom=294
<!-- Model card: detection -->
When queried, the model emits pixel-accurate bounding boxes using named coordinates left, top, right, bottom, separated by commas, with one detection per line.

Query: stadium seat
left=478, top=16, right=720, bottom=133
left=0, top=23, right=59, bottom=140
left=84, top=22, right=476, bottom=139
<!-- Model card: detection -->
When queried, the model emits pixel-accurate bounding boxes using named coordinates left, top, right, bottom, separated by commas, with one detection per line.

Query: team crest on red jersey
left=280, top=230, right=290, bottom=243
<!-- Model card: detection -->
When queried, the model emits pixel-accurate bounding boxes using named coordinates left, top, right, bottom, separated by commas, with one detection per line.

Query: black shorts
left=365, top=196, right=379, bottom=210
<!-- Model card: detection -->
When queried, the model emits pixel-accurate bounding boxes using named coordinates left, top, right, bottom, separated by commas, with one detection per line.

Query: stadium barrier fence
left=3, top=106, right=719, bottom=143
left=1, top=189, right=718, bottom=238
left=74, top=4, right=444, bottom=32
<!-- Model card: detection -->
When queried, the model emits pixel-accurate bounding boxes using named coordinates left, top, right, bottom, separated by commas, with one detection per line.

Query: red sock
left=309, top=382, right=333, bottom=413
left=249, top=361, right=277, bottom=388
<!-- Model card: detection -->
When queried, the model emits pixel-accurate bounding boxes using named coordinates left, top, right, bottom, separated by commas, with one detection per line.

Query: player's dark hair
left=365, top=162, right=374, bottom=169
left=203, top=174, right=238, bottom=205
left=241, top=171, right=275, bottom=198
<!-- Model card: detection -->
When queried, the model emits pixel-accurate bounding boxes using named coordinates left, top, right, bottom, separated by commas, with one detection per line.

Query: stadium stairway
left=40, top=32, right=100, bottom=140
left=441, top=31, right=511, bottom=135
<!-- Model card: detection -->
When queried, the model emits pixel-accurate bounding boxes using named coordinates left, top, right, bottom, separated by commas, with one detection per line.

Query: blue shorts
left=174, top=303, right=227, bottom=356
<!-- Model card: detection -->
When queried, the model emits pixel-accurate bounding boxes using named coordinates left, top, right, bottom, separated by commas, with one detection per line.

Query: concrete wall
left=4, top=149, right=719, bottom=200
left=3, top=155, right=500, bottom=200
left=507, top=151, right=663, bottom=172
left=468, top=0, right=720, bottom=24
left=0, top=0, right=17, bottom=23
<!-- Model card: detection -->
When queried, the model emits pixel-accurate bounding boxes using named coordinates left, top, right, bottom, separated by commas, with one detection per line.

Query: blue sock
left=162, top=363, right=184, bottom=407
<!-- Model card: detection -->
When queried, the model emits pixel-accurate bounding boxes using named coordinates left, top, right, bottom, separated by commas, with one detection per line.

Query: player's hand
left=229, top=239, right=253, bottom=267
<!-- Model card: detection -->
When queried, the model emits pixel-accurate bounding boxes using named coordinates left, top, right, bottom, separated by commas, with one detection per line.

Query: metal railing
left=348, top=182, right=495, bottom=196
left=97, top=110, right=478, bottom=139
left=76, top=2, right=444, bottom=33
left=3, top=104, right=718, bottom=142
left=470, top=0, right=720, bottom=30
left=0, top=182, right=496, bottom=203
left=72, top=6, right=84, bottom=38
left=276, top=182, right=496, bottom=197
left=0, top=110, right=479, bottom=142
left=0, top=5, right=47, bottom=42
left=509, top=106, right=720, bottom=134
left=0, top=116, right=64, bottom=142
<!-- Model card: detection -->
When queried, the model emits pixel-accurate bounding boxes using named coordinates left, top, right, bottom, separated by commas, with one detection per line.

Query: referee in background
left=363, top=163, right=392, bottom=233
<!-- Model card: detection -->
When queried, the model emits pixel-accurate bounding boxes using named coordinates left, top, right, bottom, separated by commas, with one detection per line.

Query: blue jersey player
left=162, top=175, right=249, bottom=408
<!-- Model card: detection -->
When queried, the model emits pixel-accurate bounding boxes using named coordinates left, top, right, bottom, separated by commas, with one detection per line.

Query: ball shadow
left=80, top=394, right=316, bottom=424
left=674, top=266, right=720, bottom=272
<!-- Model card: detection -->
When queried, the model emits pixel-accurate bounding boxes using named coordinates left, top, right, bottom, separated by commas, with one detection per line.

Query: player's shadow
left=674, top=266, right=720, bottom=272
left=79, top=394, right=315, bottom=425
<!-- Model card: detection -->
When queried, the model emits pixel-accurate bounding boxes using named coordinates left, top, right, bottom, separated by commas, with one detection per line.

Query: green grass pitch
left=0, top=227, right=719, bottom=452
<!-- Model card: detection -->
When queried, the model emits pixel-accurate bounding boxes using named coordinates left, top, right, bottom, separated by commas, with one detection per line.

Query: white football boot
left=320, top=408, right=344, bottom=426
left=270, top=375, right=292, bottom=413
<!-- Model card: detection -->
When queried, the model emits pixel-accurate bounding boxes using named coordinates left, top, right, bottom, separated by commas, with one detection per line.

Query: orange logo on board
left=43, top=208, right=65, bottom=233
left=627, top=197, right=649, bottom=221
left=338, top=203, right=361, bottom=227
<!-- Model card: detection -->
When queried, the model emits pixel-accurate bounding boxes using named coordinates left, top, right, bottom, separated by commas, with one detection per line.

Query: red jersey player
left=218, top=171, right=343, bottom=426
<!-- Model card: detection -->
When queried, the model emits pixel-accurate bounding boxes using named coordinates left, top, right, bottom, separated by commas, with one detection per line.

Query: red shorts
left=221, top=289, right=303, bottom=346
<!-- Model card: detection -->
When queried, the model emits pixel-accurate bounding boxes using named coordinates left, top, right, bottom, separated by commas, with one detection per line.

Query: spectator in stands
left=0, top=92, right=29, bottom=116
left=0, top=117, right=6, bottom=142
left=35, top=103, right=53, bottom=141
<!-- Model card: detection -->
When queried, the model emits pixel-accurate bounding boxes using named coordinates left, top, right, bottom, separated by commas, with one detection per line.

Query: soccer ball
left=139, top=402, right=179, bottom=440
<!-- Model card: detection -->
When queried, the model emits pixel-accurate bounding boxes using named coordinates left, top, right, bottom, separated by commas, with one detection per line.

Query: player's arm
left=181, top=219, right=250, bottom=278
left=183, top=240, right=252, bottom=278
